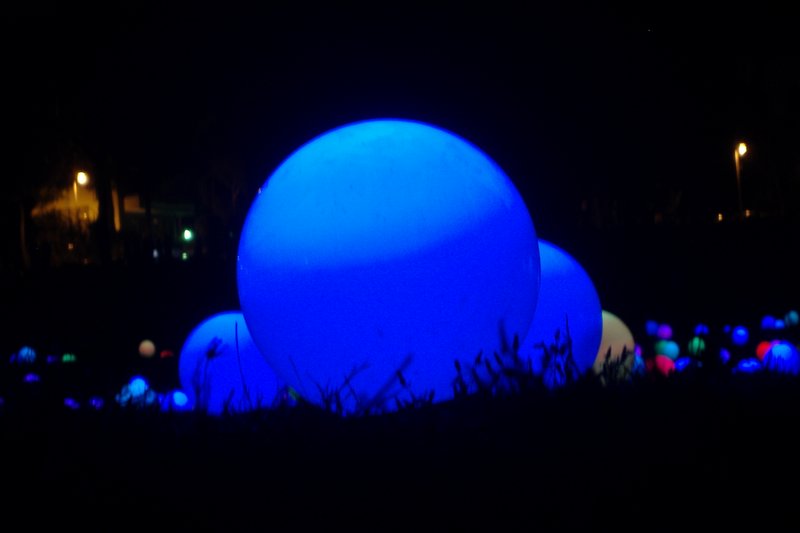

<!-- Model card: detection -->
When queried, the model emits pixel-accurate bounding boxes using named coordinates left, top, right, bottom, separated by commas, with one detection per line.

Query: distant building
left=30, top=183, right=196, bottom=267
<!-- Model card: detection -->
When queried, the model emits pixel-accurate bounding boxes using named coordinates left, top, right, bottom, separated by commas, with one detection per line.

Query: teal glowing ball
left=654, top=339, right=680, bottom=360
left=178, top=311, right=283, bottom=415
left=687, top=336, right=706, bottom=356
left=520, top=239, right=602, bottom=380
left=784, top=310, right=799, bottom=326
left=237, top=119, right=540, bottom=414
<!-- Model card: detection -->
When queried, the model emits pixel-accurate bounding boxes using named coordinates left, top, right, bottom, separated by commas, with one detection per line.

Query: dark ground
left=2, top=219, right=800, bottom=530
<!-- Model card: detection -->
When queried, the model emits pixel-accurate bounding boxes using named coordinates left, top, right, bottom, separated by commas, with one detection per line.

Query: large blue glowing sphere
left=177, top=311, right=283, bottom=415
left=237, top=119, right=540, bottom=414
left=520, top=239, right=602, bottom=377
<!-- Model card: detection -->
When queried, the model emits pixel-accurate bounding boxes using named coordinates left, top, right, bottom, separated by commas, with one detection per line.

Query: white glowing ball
left=520, top=239, right=602, bottom=377
left=237, top=118, right=540, bottom=414
left=138, top=339, right=156, bottom=358
left=593, top=310, right=636, bottom=375
left=177, top=311, right=283, bottom=415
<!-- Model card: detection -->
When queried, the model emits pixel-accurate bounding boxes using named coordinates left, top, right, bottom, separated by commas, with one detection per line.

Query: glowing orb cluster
left=237, top=119, right=540, bottom=414
left=520, top=239, right=602, bottom=382
left=178, top=311, right=283, bottom=415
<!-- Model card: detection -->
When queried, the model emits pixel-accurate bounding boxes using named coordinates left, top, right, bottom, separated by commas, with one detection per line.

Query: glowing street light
left=74, top=171, right=89, bottom=202
left=734, top=142, right=747, bottom=220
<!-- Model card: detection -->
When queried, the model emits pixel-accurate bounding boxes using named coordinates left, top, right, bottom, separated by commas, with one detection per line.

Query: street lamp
left=74, top=171, right=89, bottom=202
left=734, top=142, right=747, bottom=220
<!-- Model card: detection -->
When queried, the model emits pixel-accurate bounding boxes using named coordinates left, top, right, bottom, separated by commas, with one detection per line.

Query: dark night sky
left=5, top=2, right=800, bottom=236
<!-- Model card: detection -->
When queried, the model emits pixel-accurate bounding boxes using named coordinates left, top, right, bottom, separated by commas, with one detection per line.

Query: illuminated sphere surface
left=178, top=311, right=283, bottom=415
left=237, top=119, right=539, bottom=414
left=763, top=341, right=800, bottom=375
left=519, top=239, right=602, bottom=378
left=732, top=326, right=749, bottom=346
left=734, top=357, right=762, bottom=374
left=656, top=324, right=673, bottom=340
left=138, top=339, right=156, bottom=358
left=755, top=340, right=774, bottom=360
left=655, top=340, right=680, bottom=360
left=653, top=354, right=676, bottom=376
left=593, top=310, right=636, bottom=375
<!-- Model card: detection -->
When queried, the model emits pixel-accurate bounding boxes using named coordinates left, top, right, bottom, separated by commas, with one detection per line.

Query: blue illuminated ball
left=732, top=326, right=749, bottom=346
left=656, top=323, right=673, bottom=340
left=763, top=341, right=800, bottom=375
left=784, top=310, right=799, bottom=327
left=520, top=240, right=602, bottom=379
left=734, top=357, right=763, bottom=374
left=674, top=356, right=694, bottom=372
left=644, top=320, right=659, bottom=336
left=178, top=311, right=283, bottom=415
left=237, top=119, right=540, bottom=414
left=761, top=315, right=776, bottom=330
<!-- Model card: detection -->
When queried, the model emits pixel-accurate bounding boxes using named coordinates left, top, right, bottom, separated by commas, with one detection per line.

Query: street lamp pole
left=734, top=142, right=747, bottom=220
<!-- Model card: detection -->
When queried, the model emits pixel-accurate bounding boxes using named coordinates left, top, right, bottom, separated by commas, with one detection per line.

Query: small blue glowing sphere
left=720, top=348, right=731, bottom=365
left=775, top=319, right=786, bottom=330
left=89, top=396, right=105, bottom=410
left=160, top=390, right=193, bottom=413
left=17, top=346, right=36, bottom=364
left=178, top=311, right=283, bottom=415
left=64, top=398, right=80, bottom=410
left=694, top=323, right=710, bottom=337
left=656, top=324, right=673, bottom=340
left=734, top=357, right=763, bottom=374
left=732, top=326, right=749, bottom=346
left=763, top=341, right=800, bottom=375
left=237, top=119, right=539, bottom=414
left=645, top=320, right=659, bottom=336
left=128, top=376, right=149, bottom=396
left=674, top=356, right=694, bottom=372
left=761, top=315, right=777, bottom=330
left=520, top=239, right=602, bottom=378
left=784, top=310, right=799, bottom=326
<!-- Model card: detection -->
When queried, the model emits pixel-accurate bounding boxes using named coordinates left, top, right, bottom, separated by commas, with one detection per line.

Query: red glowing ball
left=755, top=340, right=776, bottom=361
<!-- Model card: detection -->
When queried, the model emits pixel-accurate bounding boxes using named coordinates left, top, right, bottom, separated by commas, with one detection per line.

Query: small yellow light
left=67, top=242, right=74, bottom=250
left=717, top=213, right=724, bottom=222
left=737, top=143, right=747, bottom=157
left=76, top=171, right=89, bottom=186
left=745, top=209, right=751, bottom=218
